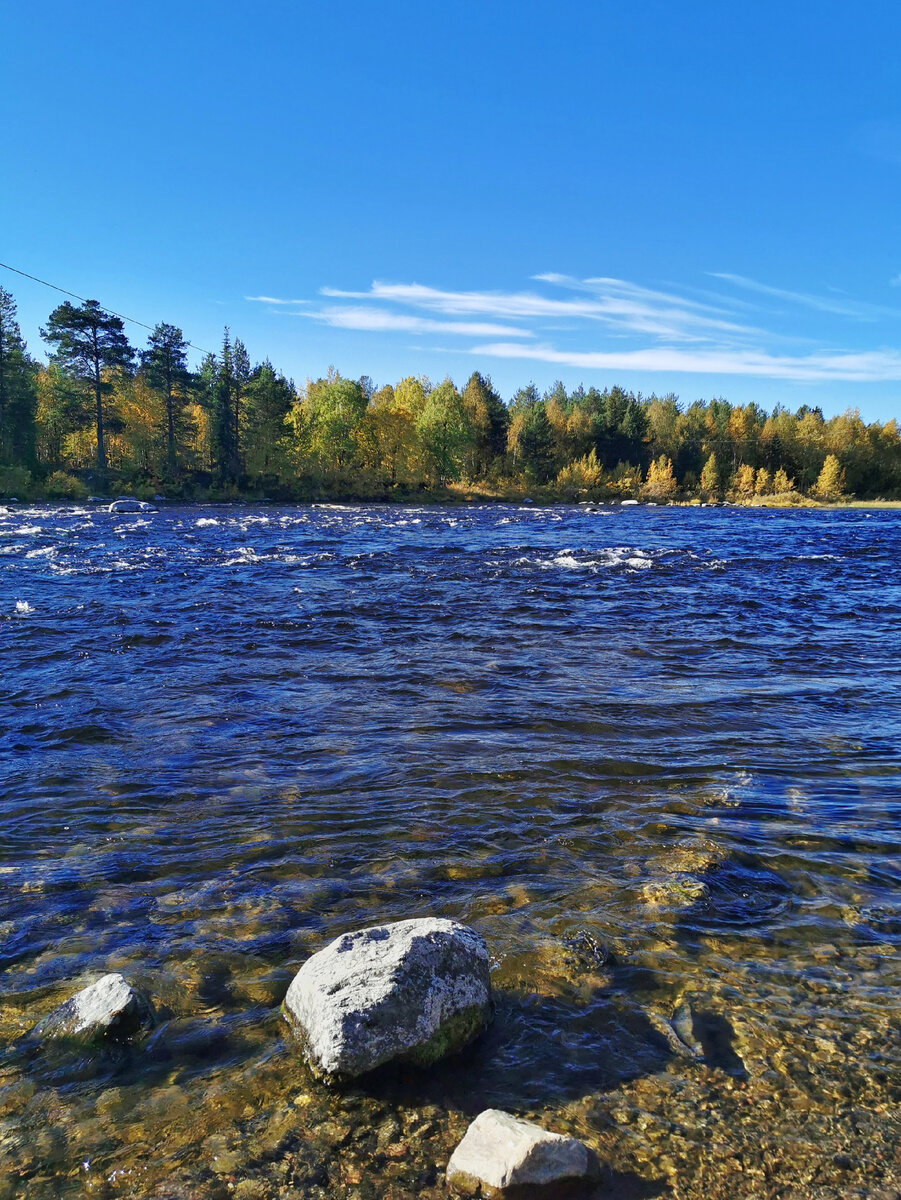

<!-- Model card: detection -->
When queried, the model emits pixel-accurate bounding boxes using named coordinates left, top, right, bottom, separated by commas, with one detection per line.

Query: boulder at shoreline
left=447, top=1109, right=599, bottom=1196
left=283, top=917, right=492, bottom=1079
left=34, top=973, right=155, bottom=1043
left=109, top=497, right=156, bottom=513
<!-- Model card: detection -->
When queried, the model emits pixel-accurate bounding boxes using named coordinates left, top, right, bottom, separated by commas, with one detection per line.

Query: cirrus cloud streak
left=248, top=271, right=901, bottom=384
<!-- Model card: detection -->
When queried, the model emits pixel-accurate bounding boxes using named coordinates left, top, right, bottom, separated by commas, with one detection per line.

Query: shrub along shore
left=2, top=285, right=900, bottom=507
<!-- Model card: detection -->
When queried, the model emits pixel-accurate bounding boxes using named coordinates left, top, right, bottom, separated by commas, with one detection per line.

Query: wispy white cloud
left=473, top=341, right=901, bottom=382
left=301, top=306, right=533, bottom=338
left=709, top=273, right=901, bottom=320
left=246, top=295, right=311, bottom=305
left=249, top=271, right=901, bottom=384
left=322, top=278, right=761, bottom=342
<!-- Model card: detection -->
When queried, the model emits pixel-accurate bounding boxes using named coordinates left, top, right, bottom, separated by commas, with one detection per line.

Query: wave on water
left=519, top=547, right=657, bottom=572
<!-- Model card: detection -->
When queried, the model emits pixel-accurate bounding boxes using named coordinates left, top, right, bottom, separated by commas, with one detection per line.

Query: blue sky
left=3, top=1, right=901, bottom=419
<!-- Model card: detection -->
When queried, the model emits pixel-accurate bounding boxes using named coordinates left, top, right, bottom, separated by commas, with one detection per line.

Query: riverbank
left=3, top=472, right=900, bottom=509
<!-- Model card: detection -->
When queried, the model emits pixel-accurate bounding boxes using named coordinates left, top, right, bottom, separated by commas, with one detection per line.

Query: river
left=1, top=501, right=899, bottom=1199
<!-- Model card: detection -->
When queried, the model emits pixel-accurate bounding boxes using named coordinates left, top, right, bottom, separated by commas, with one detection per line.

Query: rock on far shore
left=109, top=497, right=156, bottom=513
left=34, top=973, right=155, bottom=1043
left=447, top=1109, right=600, bottom=1196
left=283, top=917, right=492, bottom=1079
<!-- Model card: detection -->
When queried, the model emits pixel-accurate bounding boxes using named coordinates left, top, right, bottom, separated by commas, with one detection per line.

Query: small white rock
left=35, top=973, right=155, bottom=1042
left=446, top=1109, right=599, bottom=1195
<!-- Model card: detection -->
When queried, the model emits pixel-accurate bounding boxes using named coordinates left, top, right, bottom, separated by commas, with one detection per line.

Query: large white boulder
left=34, top=973, right=155, bottom=1042
left=447, top=1110, right=599, bottom=1195
left=283, top=917, right=492, bottom=1078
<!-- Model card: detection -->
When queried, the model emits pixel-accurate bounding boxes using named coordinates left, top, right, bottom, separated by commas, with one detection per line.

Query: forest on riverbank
left=2, top=285, right=900, bottom=504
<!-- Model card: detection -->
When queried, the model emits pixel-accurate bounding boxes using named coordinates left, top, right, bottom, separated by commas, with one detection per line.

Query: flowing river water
left=0, top=501, right=899, bottom=1200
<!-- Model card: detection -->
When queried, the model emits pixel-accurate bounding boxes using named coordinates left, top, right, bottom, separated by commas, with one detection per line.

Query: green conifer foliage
left=0, top=287, right=37, bottom=466
left=41, top=300, right=134, bottom=471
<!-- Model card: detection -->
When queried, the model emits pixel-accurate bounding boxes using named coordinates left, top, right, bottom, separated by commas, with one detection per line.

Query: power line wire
left=0, top=260, right=214, bottom=355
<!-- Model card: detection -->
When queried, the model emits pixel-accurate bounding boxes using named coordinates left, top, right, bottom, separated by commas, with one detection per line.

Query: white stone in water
left=446, top=1109, right=599, bottom=1194
left=35, top=973, right=154, bottom=1042
left=109, top=498, right=156, bottom=513
left=283, top=917, right=491, bottom=1078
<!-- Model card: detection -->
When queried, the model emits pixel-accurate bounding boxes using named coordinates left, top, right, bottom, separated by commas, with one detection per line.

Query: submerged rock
left=639, top=874, right=711, bottom=911
left=447, top=1109, right=599, bottom=1195
left=34, top=973, right=155, bottom=1043
left=283, top=917, right=492, bottom=1079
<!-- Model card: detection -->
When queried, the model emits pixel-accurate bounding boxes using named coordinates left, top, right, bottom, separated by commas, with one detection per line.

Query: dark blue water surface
left=1, top=502, right=899, bottom=1199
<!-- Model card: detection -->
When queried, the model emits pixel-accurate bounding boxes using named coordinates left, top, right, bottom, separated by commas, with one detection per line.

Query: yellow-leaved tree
left=755, top=467, right=772, bottom=495
left=773, top=466, right=793, bottom=493
left=642, top=455, right=677, bottom=500
left=700, top=452, right=719, bottom=497
left=732, top=463, right=756, bottom=497
left=555, top=448, right=603, bottom=498
left=811, top=454, right=847, bottom=500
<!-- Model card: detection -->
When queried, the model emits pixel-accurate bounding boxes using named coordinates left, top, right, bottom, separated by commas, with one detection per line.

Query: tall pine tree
left=41, top=300, right=134, bottom=471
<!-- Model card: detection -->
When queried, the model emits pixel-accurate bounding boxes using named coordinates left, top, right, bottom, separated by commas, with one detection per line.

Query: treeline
left=2, top=285, right=900, bottom=503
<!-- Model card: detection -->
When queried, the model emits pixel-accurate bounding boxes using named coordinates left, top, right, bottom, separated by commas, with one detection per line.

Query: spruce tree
left=142, top=323, right=191, bottom=476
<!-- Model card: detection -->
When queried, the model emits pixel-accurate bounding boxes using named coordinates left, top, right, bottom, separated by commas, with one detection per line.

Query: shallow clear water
left=1, top=501, right=899, bottom=1199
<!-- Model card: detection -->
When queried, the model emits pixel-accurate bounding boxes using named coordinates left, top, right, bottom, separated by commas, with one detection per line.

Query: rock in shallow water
left=447, top=1109, right=599, bottom=1195
left=34, top=973, right=155, bottom=1042
left=109, top=497, right=156, bottom=513
left=283, top=917, right=491, bottom=1078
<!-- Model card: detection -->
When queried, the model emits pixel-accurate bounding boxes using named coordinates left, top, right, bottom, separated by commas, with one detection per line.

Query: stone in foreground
left=446, top=1109, right=599, bottom=1196
left=35, top=973, right=155, bottom=1043
left=283, top=917, right=491, bottom=1078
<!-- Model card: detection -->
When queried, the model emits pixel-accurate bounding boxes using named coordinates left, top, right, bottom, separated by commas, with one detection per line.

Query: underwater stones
left=446, top=1109, right=599, bottom=1196
left=283, top=917, right=492, bottom=1079
left=34, top=973, right=155, bottom=1043
left=639, top=874, right=711, bottom=911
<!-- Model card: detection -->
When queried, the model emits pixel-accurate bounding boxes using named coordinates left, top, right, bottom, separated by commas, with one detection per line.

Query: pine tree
left=41, top=300, right=134, bottom=471
left=0, top=287, right=37, bottom=466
